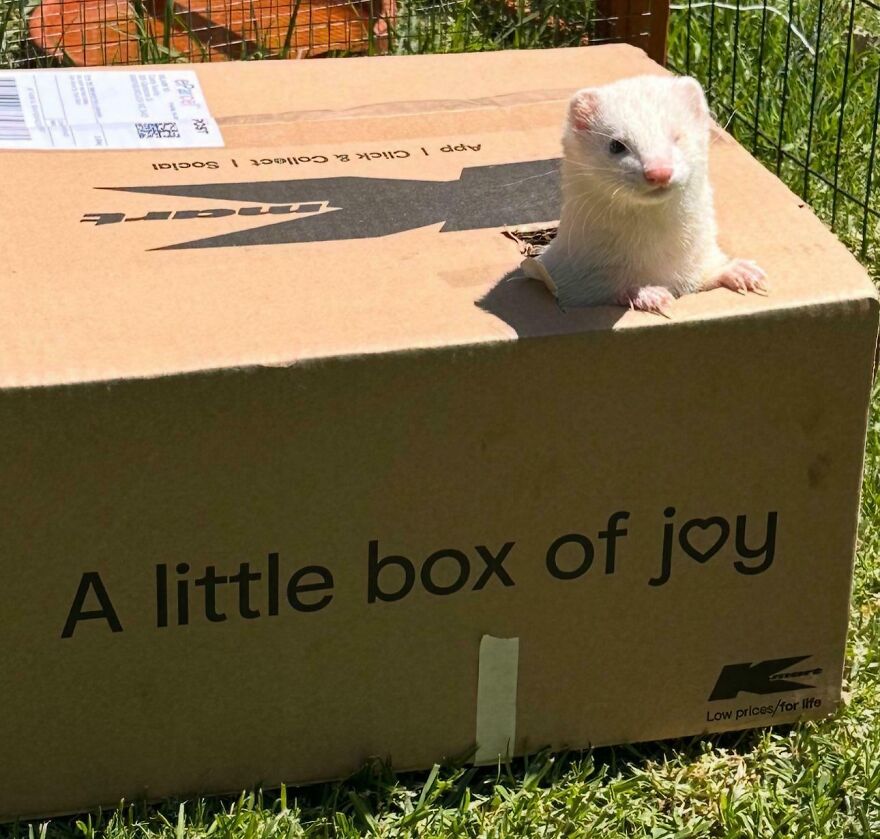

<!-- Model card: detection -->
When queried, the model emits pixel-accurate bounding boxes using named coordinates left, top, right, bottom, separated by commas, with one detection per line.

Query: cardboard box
left=0, top=45, right=877, bottom=819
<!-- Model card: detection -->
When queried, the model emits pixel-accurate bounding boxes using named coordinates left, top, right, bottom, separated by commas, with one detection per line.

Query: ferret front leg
left=616, top=286, right=676, bottom=317
left=700, top=250, right=768, bottom=295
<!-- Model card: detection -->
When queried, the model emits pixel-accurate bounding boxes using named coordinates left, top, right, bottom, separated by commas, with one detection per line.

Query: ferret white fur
left=523, top=74, right=766, bottom=314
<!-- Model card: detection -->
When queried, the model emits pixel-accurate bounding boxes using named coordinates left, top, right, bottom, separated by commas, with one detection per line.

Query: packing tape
left=474, top=635, right=520, bottom=765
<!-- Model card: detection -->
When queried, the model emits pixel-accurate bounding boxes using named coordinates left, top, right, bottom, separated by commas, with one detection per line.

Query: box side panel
left=0, top=298, right=875, bottom=817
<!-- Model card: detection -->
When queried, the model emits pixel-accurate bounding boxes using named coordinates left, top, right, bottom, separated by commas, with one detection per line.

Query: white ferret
left=523, top=74, right=766, bottom=315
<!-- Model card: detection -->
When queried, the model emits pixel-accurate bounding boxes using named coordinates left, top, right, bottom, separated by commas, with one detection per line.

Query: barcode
left=0, top=77, right=30, bottom=142
left=135, top=121, right=180, bottom=140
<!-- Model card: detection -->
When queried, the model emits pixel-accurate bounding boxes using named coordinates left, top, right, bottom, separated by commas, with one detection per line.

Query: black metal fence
left=667, top=0, right=880, bottom=271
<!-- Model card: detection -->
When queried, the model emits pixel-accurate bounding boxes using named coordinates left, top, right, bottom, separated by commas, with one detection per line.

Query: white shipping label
left=0, top=70, right=223, bottom=150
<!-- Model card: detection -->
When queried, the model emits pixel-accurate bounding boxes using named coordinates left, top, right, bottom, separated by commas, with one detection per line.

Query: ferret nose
left=643, top=164, right=674, bottom=186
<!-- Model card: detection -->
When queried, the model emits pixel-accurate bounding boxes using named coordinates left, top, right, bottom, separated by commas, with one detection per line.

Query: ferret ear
left=569, top=88, right=600, bottom=132
left=675, top=76, right=709, bottom=122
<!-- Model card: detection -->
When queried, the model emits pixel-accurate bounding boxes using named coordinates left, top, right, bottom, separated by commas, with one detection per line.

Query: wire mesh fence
left=667, top=0, right=880, bottom=271
left=0, top=1, right=670, bottom=69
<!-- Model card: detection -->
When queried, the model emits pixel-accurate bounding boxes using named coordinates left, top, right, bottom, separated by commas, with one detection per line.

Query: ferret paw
left=618, top=286, right=675, bottom=317
left=708, top=259, right=768, bottom=295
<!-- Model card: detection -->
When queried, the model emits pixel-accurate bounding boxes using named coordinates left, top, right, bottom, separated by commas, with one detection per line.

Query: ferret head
left=563, top=75, right=711, bottom=205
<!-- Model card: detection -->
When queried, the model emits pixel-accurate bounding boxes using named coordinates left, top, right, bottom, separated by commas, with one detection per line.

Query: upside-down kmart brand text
left=78, top=158, right=562, bottom=250
left=59, top=507, right=778, bottom=638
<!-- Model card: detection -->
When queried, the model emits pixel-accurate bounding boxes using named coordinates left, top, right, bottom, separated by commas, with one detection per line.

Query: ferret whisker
left=567, top=194, right=596, bottom=254
left=564, top=195, right=588, bottom=254
left=565, top=160, right=615, bottom=170
left=501, top=169, right=559, bottom=187
left=577, top=196, right=605, bottom=249
left=583, top=128, right=623, bottom=143
left=564, top=162, right=619, bottom=175
left=561, top=189, right=601, bottom=213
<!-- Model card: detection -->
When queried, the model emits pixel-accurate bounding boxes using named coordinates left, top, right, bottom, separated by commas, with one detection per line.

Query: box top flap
left=0, top=45, right=875, bottom=388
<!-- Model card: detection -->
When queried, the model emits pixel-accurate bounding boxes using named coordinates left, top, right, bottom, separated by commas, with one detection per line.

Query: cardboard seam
left=2, top=293, right=877, bottom=392
left=214, top=90, right=577, bottom=127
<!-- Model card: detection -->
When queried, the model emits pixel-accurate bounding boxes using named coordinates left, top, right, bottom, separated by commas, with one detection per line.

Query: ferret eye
left=609, top=139, right=627, bottom=155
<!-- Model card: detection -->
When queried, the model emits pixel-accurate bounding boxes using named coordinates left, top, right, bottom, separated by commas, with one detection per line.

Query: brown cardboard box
left=0, top=45, right=877, bottom=820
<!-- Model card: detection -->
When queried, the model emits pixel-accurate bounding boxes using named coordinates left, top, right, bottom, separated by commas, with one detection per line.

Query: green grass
left=388, top=0, right=593, bottom=55
left=3, top=1, right=880, bottom=835
left=0, top=0, right=24, bottom=66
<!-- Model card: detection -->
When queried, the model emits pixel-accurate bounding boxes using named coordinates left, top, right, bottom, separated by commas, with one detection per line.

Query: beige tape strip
left=474, top=635, right=520, bottom=765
